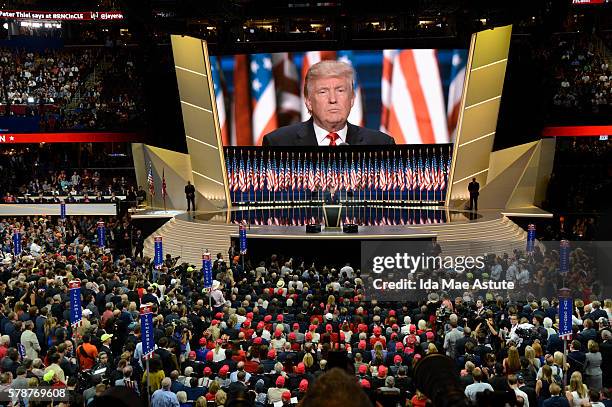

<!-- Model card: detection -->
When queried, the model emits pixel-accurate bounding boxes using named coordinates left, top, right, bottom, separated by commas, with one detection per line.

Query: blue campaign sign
left=559, top=240, right=570, bottom=273
left=154, top=236, right=163, bottom=269
left=69, top=280, right=82, bottom=327
left=239, top=223, right=247, bottom=254
left=60, top=202, right=66, bottom=219
left=526, top=224, right=536, bottom=253
left=12, top=232, right=21, bottom=255
left=97, top=221, right=105, bottom=248
left=202, top=252, right=213, bottom=289
left=140, top=304, right=155, bottom=358
left=559, top=297, right=573, bottom=339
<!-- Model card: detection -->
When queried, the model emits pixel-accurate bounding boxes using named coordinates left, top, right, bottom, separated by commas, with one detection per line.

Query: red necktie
left=326, top=132, right=340, bottom=146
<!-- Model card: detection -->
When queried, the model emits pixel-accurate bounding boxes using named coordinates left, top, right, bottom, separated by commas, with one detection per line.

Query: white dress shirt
left=313, top=121, right=348, bottom=146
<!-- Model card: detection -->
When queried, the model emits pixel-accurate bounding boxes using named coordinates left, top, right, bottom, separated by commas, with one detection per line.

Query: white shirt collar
left=313, top=121, right=347, bottom=146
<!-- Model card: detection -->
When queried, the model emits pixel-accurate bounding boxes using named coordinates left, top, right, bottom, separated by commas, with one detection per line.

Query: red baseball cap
left=264, top=315, right=272, bottom=322
left=276, top=376, right=285, bottom=387
left=246, top=312, right=254, bottom=319
left=299, top=379, right=309, bottom=392
left=305, top=332, right=313, bottom=341
left=396, top=343, right=404, bottom=351
left=426, top=331, right=434, bottom=340
left=243, top=320, right=251, bottom=328
left=215, top=312, right=224, bottom=319
left=293, top=323, right=300, bottom=330
left=296, top=362, right=305, bottom=374
left=373, top=326, right=381, bottom=335
left=277, top=314, right=284, bottom=322
left=219, top=365, right=229, bottom=375
left=358, top=340, right=366, bottom=350
left=253, top=337, right=262, bottom=345
left=206, top=352, right=213, bottom=361
left=203, top=367, right=212, bottom=375
left=360, top=379, right=371, bottom=389
left=288, top=332, right=296, bottom=341
left=378, top=365, right=387, bottom=378
left=394, top=355, right=402, bottom=364
left=257, top=321, right=265, bottom=330
left=268, top=349, right=276, bottom=359
left=389, top=310, right=396, bottom=316
left=326, top=324, right=332, bottom=332
left=199, top=337, right=207, bottom=346
left=274, top=330, right=282, bottom=338
left=188, top=351, right=196, bottom=358
left=358, top=364, right=367, bottom=374
left=282, top=391, right=291, bottom=401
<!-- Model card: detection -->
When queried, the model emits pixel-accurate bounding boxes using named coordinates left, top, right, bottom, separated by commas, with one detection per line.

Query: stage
left=140, top=204, right=548, bottom=267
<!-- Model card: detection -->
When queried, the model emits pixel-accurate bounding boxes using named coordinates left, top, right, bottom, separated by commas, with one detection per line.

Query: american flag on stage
left=250, top=54, right=278, bottom=146
left=418, top=154, right=426, bottom=191
left=238, top=156, right=248, bottom=192
left=252, top=154, right=259, bottom=192
left=210, top=56, right=230, bottom=145
left=161, top=168, right=167, bottom=200
left=232, top=155, right=240, bottom=192
left=425, top=154, right=433, bottom=192
left=439, top=152, right=447, bottom=192
left=147, top=161, right=155, bottom=197
left=259, top=155, right=266, bottom=191
left=379, top=158, right=387, bottom=191
left=383, top=50, right=449, bottom=144
left=432, top=154, right=440, bottom=192
left=308, top=159, right=316, bottom=190
left=350, top=159, right=359, bottom=191
left=266, top=154, right=277, bottom=192
left=397, top=156, right=406, bottom=191
left=369, top=156, right=375, bottom=189
left=329, top=156, right=339, bottom=192
left=447, top=50, right=467, bottom=142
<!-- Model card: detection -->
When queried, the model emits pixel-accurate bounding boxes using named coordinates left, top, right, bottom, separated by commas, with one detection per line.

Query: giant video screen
left=210, top=49, right=467, bottom=146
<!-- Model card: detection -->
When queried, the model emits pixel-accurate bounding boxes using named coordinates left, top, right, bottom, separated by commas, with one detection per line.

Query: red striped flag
left=386, top=50, right=449, bottom=144
left=272, top=52, right=301, bottom=125
left=161, top=168, right=167, bottom=200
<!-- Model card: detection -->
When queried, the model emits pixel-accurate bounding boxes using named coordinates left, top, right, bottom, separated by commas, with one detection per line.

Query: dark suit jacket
left=542, top=396, right=570, bottom=407
left=262, top=118, right=395, bottom=146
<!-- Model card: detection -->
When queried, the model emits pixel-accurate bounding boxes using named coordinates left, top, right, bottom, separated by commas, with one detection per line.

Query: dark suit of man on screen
left=262, top=60, right=395, bottom=146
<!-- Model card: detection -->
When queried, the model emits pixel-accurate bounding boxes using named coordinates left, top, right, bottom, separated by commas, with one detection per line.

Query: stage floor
left=229, top=225, right=437, bottom=239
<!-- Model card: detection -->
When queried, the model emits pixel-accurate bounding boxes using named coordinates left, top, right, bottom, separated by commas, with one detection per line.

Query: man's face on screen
left=305, top=76, right=355, bottom=132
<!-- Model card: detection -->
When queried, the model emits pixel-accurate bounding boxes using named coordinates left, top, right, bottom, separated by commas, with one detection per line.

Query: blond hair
left=304, top=60, right=354, bottom=98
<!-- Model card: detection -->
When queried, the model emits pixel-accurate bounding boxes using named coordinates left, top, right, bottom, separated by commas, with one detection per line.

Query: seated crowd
left=0, top=213, right=610, bottom=407
left=0, top=146, right=140, bottom=204
left=547, top=34, right=611, bottom=121
left=0, top=47, right=143, bottom=131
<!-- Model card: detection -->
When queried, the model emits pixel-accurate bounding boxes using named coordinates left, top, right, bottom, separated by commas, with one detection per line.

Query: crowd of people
left=0, top=46, right=144, bottom=131
left=0, top=210, right=609, bottom=407
left=547, top=34, right=611, bottom=121
left=0, top=145, right=139, bottom=204
left=545, top=138, right=612, bottom=212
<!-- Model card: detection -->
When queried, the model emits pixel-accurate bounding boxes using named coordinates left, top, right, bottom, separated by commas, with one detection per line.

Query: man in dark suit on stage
left=468, top=178, right=480, bottom=211
left=263, top=60, right=395, bottom=146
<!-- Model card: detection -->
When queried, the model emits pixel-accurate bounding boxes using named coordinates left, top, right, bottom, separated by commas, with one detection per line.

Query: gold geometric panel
left=447, top=25, right=512, bottom=206
left=471, top=25, right=512, bottom=69
left=487, top=141, right=538, bottom=182
left=464, top=60, right=508, bottom=108
left=171, top=35, right=230, bottom=208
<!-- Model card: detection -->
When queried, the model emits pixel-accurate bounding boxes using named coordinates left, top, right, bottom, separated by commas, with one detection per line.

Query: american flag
left=425, top=154, right=433, bottom=192
left=272, top=52, right=301, bottom=122
left=308, top=159, right=316, bottom=190
left=369, top=156, right=375, bottom=189
left=147, top=161, right=155, bottom=197
left=210, top=56, right=229, bottom=145
left=161, top=168, right=167, bottom=200
left=329, top=156, right=338, bottom=193
left=448, top=50, right=467, bottom=142
left=379, top=159, right=388, bottom=191
left=251, top=154, right=259, bottom=192
left=232, top=155, right=240, bottom=192
left=238, top=156, right=248, bottom=192
left=432, top=154, right=440, bottom=191
left=350, top=159, right=359, bottom=191
left=383, top=49, right=449, bottom=144
left=250, top=54, right=278, bottom=146
left=439, top=153, right=446, bottom=192
left=397, top=156, right=406, bottom=191
left=259, top=155, right=266, bottom=191
left=418, top=155, right=426, bottom=191
left=380, top=49, right=397, bottom=135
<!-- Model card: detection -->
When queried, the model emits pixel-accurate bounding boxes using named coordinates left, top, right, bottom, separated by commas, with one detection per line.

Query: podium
left=323, top=205, right=343, bottom=228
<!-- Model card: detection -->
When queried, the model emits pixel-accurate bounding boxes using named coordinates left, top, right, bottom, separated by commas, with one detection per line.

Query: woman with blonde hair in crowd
left=604, top=298, right=612, bottom=320
left=584, top=339, right=602, bottom=392
left=525, top=345, right=541, bottom=370
left=536, top=364, right=556, bottom=407
left=503, top=346, right=521, bottom=374
left=566, top=371, right=589, bottom=407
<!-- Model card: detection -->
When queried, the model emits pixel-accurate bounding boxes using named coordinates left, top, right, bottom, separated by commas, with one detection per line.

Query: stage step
left=143, top=215, right=527, bottom=266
